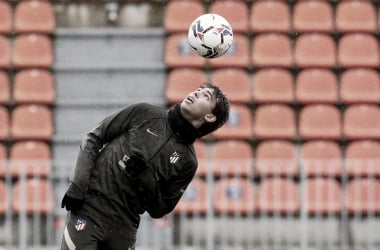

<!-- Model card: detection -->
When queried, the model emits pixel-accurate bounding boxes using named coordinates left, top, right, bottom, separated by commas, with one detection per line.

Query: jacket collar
left=167, top=104, right=199, bottom=144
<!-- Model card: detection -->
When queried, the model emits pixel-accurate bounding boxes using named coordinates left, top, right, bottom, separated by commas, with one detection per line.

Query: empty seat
left=207, top=34, right=250, bottom=68
left=299, top=104, right=341, bottom=140
left=294, top=33, right=336, bottom=68
left=292, top=0, right=334, bottom=33
left=10, top=104, right=53, bottom=141
left=0, top=0, right=12, bottom=34
left=174, top=178, right=208, bottom=215
left=339, top=68, right=380, bottom=104
left=165, top=33, right=206, bottom=68
left=9, top=140, right=51, bottom=178
left=214, top=177, right=256, bottom=215
left=0, top=106, right=9, bottom=141
left=163, top=0, right=205, bottom=33
left=12, top=34, right=54, bottom=68
left=335, top=0, right=377, bottom=33
left=211, top=68, right=251, bottom=104
left=0, top=143, right=6, bottom=177
left=343, top=104, right=380, bottom=140
left=209, top=0, right=249, bottom=33
left=338, top=33, right=379, bottom=68
left=0, top=35, right=10, bottom=68
left=295, top=68, right=338, bottom=104
left=210, top=140, right=253, bottom=177
left=14, top=0, right=56, bottom=34
left=345, top=178, right=380, bottom=215
left=12, top=178, right=55, bottom=214
left=253, top=104, right=296, bottom=140
left=305, top=178, right=342, bottom=215
left=194, top=141, right=208, bottom=176
left=345, top=140, right=380, bottom=177
left=0, top=71, right=10, bottom=104
left=249, top=0, right=291, bottom=33
left=0, top=180, right=8, bottom=214
left=256, top=178, right=300, bottom=215
left=13, top=69, right=55, bottom=104
left=211, top=104, right=253, bottom=140
left=299, top=140, right=343, bottom=177
left=255, top=140, right=298, bottom=177
left=252, top=68, right=294, bottom=104
left=165, top=68, right=207, bottom=105
left=251, top=33, right=293, bottom=68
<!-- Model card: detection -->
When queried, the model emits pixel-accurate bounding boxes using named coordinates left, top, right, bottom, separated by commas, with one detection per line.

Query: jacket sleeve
left=136, top=162, right=197, bottom=218
left=66, top=103, right=144, bottom=199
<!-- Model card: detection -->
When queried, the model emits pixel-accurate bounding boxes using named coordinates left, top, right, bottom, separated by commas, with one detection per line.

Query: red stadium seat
left=335, top=0, right=377, bottom=33
left=207, top=34, right=250, bottom=68
left=0, top=71, right=10, bottom=104
left=211, top=68, right=251, bottom=104
left=12, top=178, right=55, bottom=214
left=211, top=104, right=253, bottom=140
left=12, top=34, right=54, bottom=68
left=0, top=106, right=9, bottom=141
left=14, top=0, right=56, bottom=34
left=292, top=0, right=334, bottom=33
left=165, top=68, right=207, bottom=105
left=255, top=140, right=298, bottom=177
left=210, top=140, right=253, bottom=177
left=252, top=68, right=294, bottom=104
left=174, top=178, right=208, bottom=215
left=214, top=177, right=256, bottom=215
left=0, top=180, right=8, bottom=215
left=343, top=104, right=380, bottom=140
left=0, top=143, right=6, bottom=178
left=209, top=0, right=249, bottom=33
left=253, top=104, right=296, bottom=140
left=256, top=178, right=300, bottom=215
left=345, top=178, right=380, bottom=215
left=249, top=0, right=291, bottom=33
left=10, top=104, right=53, bottom=141
left=298, top=104, right=341, bottom=140
left=165, top=33, right=206, bottom=68
left=295, top=68, right=338, bottom=104
left=251, top=33, right=293, bottom=68
left=194, top=141, right=208, bottom=177
left=0, top=0, right=12, bottom=34
left=338, top=33, right=379, bottom=68
left=0, top=35, right=10, bottom=68
left=9, top=140, right=51, bottom=178
left=163, top=0, right=205, bottom=33
left=13, top=69, right=55, bottom=105
left=299, top=140, right=343, bottom=177
left=294, top=33, right=336, bottom=68
left=339, top=68, right=380, bottom=104
left=345, top=140, right=380, bottom=177
left=305, top=178, right=342, bottom=215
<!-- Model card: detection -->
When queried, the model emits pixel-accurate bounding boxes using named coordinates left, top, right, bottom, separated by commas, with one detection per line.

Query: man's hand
left=125, top=156, right=149, bottom=177
left=61, top=194, right=84, bottom=212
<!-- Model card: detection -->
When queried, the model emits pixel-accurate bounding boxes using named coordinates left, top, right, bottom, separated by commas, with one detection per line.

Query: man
left=61, top=82, right=230, bottom=250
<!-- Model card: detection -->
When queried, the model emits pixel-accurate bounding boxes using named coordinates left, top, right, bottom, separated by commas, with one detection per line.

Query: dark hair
left=197, top=82, right=230, bottom=137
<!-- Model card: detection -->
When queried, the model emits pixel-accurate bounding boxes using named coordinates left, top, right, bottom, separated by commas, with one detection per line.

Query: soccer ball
left=188, top=13, right=233, bottom=59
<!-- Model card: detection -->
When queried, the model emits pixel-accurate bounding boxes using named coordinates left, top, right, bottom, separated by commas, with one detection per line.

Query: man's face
left=180, top=87, right=217, bottom=121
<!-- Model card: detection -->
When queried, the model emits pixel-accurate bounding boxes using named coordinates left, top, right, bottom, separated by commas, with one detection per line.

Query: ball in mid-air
left=188, top=13, right=233, bottom=59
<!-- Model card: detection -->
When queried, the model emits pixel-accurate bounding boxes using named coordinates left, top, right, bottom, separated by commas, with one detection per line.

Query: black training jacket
left=66, top=102, right=198, bottom=235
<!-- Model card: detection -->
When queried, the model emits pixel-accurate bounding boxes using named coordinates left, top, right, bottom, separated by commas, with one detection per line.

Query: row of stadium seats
left=166, top=68, right=380, bottom=105
left=194, top=139, right=380, bottom=177
left=165, top=32, right=380, bottom=69
left=175, top=177, right=380, bottom=215
left=164, top=0, right=380, bottom=34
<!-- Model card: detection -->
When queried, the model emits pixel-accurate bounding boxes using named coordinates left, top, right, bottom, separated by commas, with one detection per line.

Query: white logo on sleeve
left=146, top=128, right=158, bottom=136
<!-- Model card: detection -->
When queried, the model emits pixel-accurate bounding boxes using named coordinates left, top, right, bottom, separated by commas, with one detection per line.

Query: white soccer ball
left=188, top=13, right=234, bottom=59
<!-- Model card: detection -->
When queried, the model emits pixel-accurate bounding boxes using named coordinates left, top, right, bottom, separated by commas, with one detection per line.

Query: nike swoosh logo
left=146, top=128, right=158, bottom=136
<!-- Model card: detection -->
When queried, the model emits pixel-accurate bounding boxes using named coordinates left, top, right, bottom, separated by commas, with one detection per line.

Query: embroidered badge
left=75, top=218, right=87, bottom=231
left=169, top=151, right=182, bottom=164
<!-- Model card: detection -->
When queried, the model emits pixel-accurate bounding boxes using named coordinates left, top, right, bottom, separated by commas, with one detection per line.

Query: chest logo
left=169, top=151, right=182, bottom=164
left=75, top=218, right=87, bottom=231
left=146, top=128, right=158, bottom=136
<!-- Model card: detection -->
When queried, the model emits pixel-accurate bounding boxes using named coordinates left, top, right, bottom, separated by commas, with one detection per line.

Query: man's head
left=180, top=82, right=230, bottom=137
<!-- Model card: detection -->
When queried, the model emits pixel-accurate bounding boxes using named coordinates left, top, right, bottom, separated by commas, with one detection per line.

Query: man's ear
left=204, top=114, right=216, bottom=123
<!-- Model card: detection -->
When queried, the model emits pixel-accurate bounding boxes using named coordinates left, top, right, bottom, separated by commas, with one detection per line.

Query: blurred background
left=0, top=0, right=380, bottom=249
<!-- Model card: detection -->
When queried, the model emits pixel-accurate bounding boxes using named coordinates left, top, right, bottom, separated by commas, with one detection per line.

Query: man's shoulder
left=131, top=102, right=167, bottom=117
